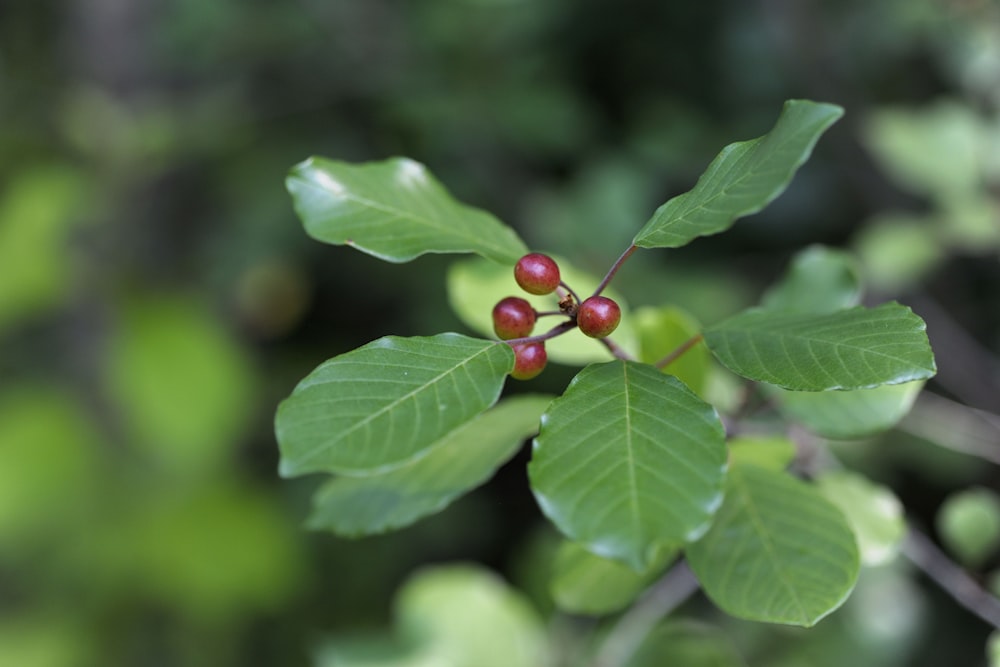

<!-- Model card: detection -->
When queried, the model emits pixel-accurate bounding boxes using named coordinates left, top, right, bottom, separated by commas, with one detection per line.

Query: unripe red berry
left=514, top=253, right=561, bottom=295
left=492, top=297, right=536, bottom=340
left=511, top=342, right=547, bottom=380
left=577, top=296, right=621, bottom=338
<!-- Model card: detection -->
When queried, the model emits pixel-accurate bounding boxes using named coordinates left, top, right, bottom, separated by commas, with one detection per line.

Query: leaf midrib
left=293, top=342, right=503, bottom=468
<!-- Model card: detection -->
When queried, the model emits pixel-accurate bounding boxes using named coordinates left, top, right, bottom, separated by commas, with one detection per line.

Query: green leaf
left=760, top=245, right=861, bottom=314
left=703, top=303, right=936, bottom=391
left=529, top=361, right=727, bottom=571
left=306, top=395, right=552, bottom=536
left=276, top=334, right=514, bottom=477
left=686, top=463, right=860, bottom=627
left=769, top=381, right=924, bottom=439
left=287, top=157, right=527, bottom=263
left=815, top=471, right=906, bottom=566
left=626, top=621, right=746, bottom=667
left=447, top=255, right=638, bottom=365
left=634, top=305, right=710, bottom=397
left=937, top=487, right=1000, bottom=568
left=634, top=100, right=843, bottom=249
left=727, top=435, right=796, bottom=471
left=550, top=540, right=674, bottom=615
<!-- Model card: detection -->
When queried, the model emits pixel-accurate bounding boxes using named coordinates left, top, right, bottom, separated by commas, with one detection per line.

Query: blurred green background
left=1, top=0, right=999, bottom=665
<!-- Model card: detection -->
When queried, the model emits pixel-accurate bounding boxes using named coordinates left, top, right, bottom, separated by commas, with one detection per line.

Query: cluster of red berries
left=492, top=253, right=621, bottom=380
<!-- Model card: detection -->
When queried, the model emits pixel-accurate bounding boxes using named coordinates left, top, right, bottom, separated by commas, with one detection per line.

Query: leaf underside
left=529, top=361, right=727, bottom=572
left=703, top=302, right=936, bottom=391
left=686, top=462, right=860, bottom=627
left=287, top=156, right=528, bottom=263
left=276, top=333, right=513, bottom=477
left=306, top=395, right=552, bottom=536
left=634, top=100, right=844, bottom=249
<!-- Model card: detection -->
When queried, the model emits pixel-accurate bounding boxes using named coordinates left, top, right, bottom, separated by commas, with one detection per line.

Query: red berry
left=514, top=253, right=561, bottom=295
left=492, top=297, right=536, bottom=340
left=577, top=296, right=621, bottom=338
left=511, top=342, right=547, bottom=380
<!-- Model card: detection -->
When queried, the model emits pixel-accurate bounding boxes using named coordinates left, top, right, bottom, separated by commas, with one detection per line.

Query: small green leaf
left=728, top=435, right=796, bottom=471
left=550, top=540, right=674, bottom=615
left=397, top=565, right=549, bottom=667
left=634, top=100, right=843, bottom=249
left=276, top=334, right=514, bottom=477
left=703, top=303, right=936, bottom=391
left=770, top=381, right=924, bottom=439
left=937, top=487, right=1000, bottom=568
left=306, top=395, right=552, bottom=536
left=760, top=245, right=861, bottom=314
left=815, top=471, right=906, bottom=566
left=634, top=305, right=710, bottom=397
left=529, top=361, right=727, bottom=571
left=287, top=157, right=528, bottom=263
left=626, top=621, right=746, bottom=667
left=686, top=463, right=860, bottom=627
left=447, top=255, right=638, bottom=365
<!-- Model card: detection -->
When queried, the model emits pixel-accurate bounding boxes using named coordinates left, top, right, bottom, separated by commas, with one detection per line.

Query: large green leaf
left=633, top=100, right=843, bottom=249
left=686, top=463, right=860, bottom=627
left=306, top=395, right=552, bottom=536
left=276, top=334, right=514, bottom=477
left=760, top=245, right=861, bottom=314
left=287, top=157, right=528, bottom=263
left=446, top=255, right=638, bottom=365
left=703, top=303, right=936, bottom=391
left=550, top=540, right=674, bottom=615
left=769, top=380, right=924, bottom=439
left=529, top=361, right=727, bottom=571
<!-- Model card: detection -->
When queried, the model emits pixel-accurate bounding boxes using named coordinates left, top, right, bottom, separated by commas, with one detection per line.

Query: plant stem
left=504, top=320, right=577, bottom=346
left=654, top=334, right=704, bottom=370
left=590, top=559, right=701, bottom=667
left=599, top=336, right=634, bottom=361
left=592, top=245, right=639, bottom=297
left=560, top=281, right=583, bottom=306
left=902, top=525, right=1000, bottom=629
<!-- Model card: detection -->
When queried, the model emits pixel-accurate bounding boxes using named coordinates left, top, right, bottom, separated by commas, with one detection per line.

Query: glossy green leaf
left=703, top=303, right=936, bottom=391
left=634, top=305, right=710, bottom=397
left=276, top=334, right=514, bottom=477
left=529, top=361, right=727, bottom=571
left=319, top=565, right=547, bottom=667
left=287, top=157, right=527, bottom=263
left=815, top=471, right=906, bottom=566
left=306, top=395, right=552, bottom=536
left=770, top=381, right=924, bottom=439
left=446, top=255, right=638, bottom=365
left=686, top=463, right=860, bottom=627
left=634, top=100, right=843, bottom=249
left=550, top=540, right=674, bottom=615
left=937, top=487, right=1000, bottom=568
left=727, top=435, right=796, bottom=471
left=760, top=245, right=861, bottom=314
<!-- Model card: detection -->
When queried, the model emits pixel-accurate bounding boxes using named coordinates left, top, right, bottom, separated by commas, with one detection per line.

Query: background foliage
left=1, top=0, right=998, bottom=665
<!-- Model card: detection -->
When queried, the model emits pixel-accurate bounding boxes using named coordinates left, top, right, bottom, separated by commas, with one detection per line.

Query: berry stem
left=654, top=333, right=704, bottom=370
left=535, top=310, right=568, bottom=317
left=559, top=281, right=582, bottom=305
left=592, top=244, right=638, bottom=297
left=503, top=319, right=577, bottom=346
left=599, top=336, right=634, bottom=361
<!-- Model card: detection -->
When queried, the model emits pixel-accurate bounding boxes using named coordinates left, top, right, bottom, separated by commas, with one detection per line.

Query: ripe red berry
left=492, top=297, right=537, bottom=340
left=514, top=253, right=561, bottom=295
left=511, top=342, right=547, bottom=380
left=577, top=296, right=621, bottom=338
